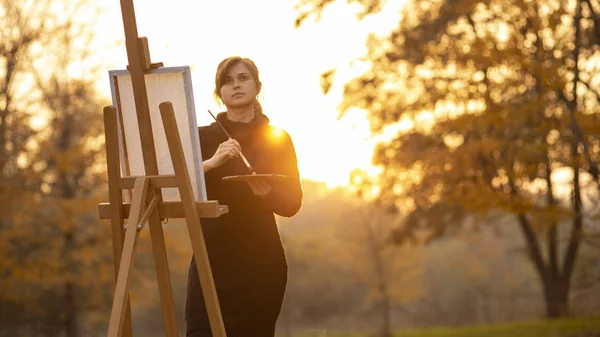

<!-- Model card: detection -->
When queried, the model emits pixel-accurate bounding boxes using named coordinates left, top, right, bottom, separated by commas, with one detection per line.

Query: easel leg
left=160, top=102, right=227, bottom=337
left=107, top=177, right=150, bottom=337
left=146, top=197, right=179, bottom=337
left=103, top=106, right=133, bottom=337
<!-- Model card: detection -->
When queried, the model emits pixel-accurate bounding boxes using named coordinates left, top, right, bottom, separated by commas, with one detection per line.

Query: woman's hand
left=246, top=178, right=272, bottom=198
left=203, top=139, right=241, bottom=173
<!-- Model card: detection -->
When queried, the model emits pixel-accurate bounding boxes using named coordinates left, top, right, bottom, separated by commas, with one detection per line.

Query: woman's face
left=219, top=62, right=260, bottom=109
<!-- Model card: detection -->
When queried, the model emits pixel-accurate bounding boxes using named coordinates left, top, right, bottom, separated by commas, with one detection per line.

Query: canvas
left=109, top=66, right=207, bottom=202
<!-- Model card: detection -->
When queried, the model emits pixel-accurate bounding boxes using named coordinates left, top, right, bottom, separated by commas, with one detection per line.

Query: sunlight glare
left=270, top=127, right=284, bottom=140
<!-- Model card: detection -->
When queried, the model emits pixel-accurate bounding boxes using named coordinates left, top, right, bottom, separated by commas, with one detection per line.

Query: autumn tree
left=0, top=0, right=59, bottom=333
left=0, top=0, right=113, bottom=335
left=295, top=0, right=600, bottom=319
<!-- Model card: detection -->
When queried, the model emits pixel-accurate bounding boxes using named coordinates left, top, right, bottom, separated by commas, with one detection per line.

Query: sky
left=93, top=0, right=404, bottom=188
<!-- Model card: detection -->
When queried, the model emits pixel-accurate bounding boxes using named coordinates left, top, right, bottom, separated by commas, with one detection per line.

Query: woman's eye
left=224, top=78, right=233, bottom=84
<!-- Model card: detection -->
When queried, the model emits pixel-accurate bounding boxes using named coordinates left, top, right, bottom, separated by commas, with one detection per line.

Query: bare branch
left=579, top=78, right=600, bottom=104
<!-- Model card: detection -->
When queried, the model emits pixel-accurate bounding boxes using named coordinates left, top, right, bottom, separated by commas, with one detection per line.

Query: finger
left=226, top=140, right=241, bottom=153
left=224, top=139, right=238, bottom=148
left=219, top=141, right=233, bottom=150
left=217, top=149, right=233, bottom=162
left=222, top=142, right=241, bottom=155
left=218, top=143, right=233, bottom=152
left=227, top=147, right=238, bottom=158
left=221, top=142, right=238, bottom=152
left=220, top=142, right=234, bottom=151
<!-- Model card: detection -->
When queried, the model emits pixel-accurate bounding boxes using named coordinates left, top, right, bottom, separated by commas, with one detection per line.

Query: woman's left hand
left=246, top=179, right=272, bottom=198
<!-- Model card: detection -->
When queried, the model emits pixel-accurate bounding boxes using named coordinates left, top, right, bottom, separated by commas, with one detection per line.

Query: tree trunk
left=381, top=290, right=392, bottom=337
left=60, top=116, right=78, bottom=337
left=65, top=281, right=78, bottom=337
left=379, top=281, right=392, bottom=337
left=365, top=204, right=392, bottom=337
left=64, top=231, right=78, bottom=337
left=542, top=276, right=569, bottom=318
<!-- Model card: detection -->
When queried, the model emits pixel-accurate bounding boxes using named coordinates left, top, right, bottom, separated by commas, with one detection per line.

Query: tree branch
left=516, top=213, right=548, bottom=279
left=507, top=170, right=548, bottom=279
left=582, top=0, right=600, bottom=44
left=545, top=157, right=559, bottom=277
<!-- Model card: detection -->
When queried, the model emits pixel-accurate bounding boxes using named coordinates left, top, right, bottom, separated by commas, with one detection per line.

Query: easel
left=96, top=1, right=228, bottom=336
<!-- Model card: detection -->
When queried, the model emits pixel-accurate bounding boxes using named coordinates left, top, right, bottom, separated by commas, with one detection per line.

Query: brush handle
left=208, top=110, right=255, bottom=174
left=239, top=154, right=255, bottom=174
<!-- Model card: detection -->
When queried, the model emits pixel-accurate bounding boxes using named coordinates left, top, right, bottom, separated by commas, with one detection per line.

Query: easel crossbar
left=136, top=195, right=160, bottom=230
left=98, top=201, right=228, bottom=219
left=119, top=175, right=177, bottom=189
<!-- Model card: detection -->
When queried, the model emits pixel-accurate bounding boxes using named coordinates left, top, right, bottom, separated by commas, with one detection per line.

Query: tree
left=0, top=0, right=113, bottom=335
left=295, top=0, right=600, bottom=319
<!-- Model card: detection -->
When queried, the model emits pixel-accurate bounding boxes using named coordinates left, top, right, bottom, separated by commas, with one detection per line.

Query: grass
left=397, top=315, right=600, bottom=337
left=279, top=315, right=600, bottom=337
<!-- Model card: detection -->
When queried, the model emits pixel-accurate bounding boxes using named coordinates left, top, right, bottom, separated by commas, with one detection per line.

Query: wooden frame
left=98, top=1, right=228, bottom=336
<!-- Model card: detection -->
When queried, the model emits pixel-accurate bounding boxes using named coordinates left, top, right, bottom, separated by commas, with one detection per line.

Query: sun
left=267, top=107, right=379, bottom=189
left=269, top=127, right=285, bottom=140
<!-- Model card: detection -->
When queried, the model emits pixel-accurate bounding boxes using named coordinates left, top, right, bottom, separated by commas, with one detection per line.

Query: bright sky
left=93, top=0, right=404, bottom=188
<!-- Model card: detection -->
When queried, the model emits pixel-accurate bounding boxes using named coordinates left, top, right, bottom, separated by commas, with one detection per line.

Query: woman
left=185, top=56, right=303, bottom=336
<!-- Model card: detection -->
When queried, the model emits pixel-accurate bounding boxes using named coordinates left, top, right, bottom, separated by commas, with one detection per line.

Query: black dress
left=185, top=112, right=303, bottom=337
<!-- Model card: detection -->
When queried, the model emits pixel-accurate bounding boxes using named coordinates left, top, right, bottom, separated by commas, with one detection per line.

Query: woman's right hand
left=203, top=139, right=241, bottom=173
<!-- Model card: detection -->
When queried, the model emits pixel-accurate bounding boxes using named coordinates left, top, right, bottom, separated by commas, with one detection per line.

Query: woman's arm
left=203, top=158, right=216, bottom=173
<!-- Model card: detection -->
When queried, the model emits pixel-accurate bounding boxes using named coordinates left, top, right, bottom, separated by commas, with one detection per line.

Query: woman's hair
left=214, top=56, right=263, bottom=115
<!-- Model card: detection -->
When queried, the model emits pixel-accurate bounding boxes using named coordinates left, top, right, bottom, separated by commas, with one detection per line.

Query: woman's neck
left=226, top=106, right=254, bottom=123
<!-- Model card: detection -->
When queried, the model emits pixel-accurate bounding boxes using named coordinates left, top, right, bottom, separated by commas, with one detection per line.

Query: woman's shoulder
left=198, top=123, right=222, bottom=149
left=198, top=122, right=216, bottom=131
left=264, top=124, right=295, bottom=148
left=198, top=123, right=219, bottom=137
left=266, top=123, right=291, bottom=137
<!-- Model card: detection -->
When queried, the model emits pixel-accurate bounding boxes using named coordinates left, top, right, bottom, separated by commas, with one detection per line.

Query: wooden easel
left=96, top=1, right=228, bottom=336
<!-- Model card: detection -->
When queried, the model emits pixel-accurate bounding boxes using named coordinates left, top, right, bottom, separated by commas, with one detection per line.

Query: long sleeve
left=262, top=131, right=303, bottom=217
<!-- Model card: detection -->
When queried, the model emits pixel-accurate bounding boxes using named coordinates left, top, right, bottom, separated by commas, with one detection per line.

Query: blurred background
left=1, top=0, right=599, bottom=336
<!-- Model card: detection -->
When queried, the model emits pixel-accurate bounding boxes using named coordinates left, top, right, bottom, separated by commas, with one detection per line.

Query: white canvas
left=109, top=66, right=207, bottom=202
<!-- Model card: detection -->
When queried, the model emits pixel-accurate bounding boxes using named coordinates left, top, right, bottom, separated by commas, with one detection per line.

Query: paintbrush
left=207, top=110, right=255, bottom=174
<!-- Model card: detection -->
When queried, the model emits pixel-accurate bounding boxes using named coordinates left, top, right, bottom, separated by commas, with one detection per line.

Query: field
left=277, top=316, right=600, bottom=337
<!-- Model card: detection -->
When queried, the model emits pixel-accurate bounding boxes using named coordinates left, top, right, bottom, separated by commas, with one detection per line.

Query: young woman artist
left=184, top=56, right=303, bottom=337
